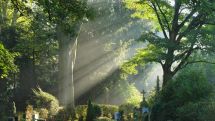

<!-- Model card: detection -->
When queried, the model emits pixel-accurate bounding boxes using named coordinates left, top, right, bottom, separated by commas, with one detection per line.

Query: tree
left=123, top=0, right=215, bottom=86
left=0, top=43, right=18, bottom=119
left=0, top=43, right=17, bottom=78
left=150, top=69, right=213, bottom=121
left=36, top=0, right=94, bottom=111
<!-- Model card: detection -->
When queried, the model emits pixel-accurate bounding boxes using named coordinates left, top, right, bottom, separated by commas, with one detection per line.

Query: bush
left=53, top=108, right=68, bottom=121
left=25, top=105, right=33, bottom=121
left=119, top=103, right=136, bottom=115
left=176, top=102, right=215, bottom=121
left=118, top=103, right=137, bottom=121
left=86, top=100, right=102, bottom=120
left=95, top=117, right=114, bottom=121
left=151, top=69, right=214, bottom=121
left=94, top=104, right=102, bottom=118
left=32, top=87, right=60, bottom=116
left=75, top=105, right=88, bottom=120
left=37, top=108, right=49, bottom=119
left=86, top=100, right=95, bottom=121
left=75, top=104, right=118, bottom=120
left=98, top=104, right=118, bottom=118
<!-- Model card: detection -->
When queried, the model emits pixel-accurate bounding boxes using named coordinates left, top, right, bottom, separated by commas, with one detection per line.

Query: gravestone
left=8, top=117, right=15, bottom=121
left=114, top=112, right=120, bottom=121
left=142, top=107, right=149, bottom=113
left=32, top=113, right=39, bottom=121
left=8, top=116, right=18, bottom=121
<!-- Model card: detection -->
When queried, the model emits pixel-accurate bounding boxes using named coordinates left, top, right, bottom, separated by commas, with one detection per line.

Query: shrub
left=95, top=117, right=114, bottom=121
left=151, top=69, right=214, bottom=121
left=75, top=105, right=88, bottom=120
left=25, top=105, right=33, bottom=121
left=176, top=101, right=215, bottom=121
left=86, top=100, right=95, bottom=121
left=53, top=108, right=68, bottom=121
left=98, top=104, right=118, bottom=118
left=75, top=104, right=118, bottom=120
left=32, top=87, right=60, bottom=116
left=94, top=104, right=102, bottom=118
left=37, top=108, right=49, bottom=119
left=119, top=103, right=135, bottom=115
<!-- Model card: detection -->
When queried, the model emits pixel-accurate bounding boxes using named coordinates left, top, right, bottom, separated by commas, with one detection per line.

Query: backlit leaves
left=0, top=43, right=18, bottom=78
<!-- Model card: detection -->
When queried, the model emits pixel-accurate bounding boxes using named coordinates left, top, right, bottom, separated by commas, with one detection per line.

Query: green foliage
left=151, top=69, right=214, bottom=121
left=121, top=45, right=163, bottom=79
left=36, top=108, right=49, bottom=119
left=0, top=43, right=18, bottom=78
left=32, top=87, right=60, bottom=116
left=36, top=0, right=94, bottom=32
left=176, top=102, right=215, bottom=121
left=86, top=99, right=95, bottom=121
left=119, top=103, right=136, bottom=116
left=162, top=70, right=212, bottom=103
left=75, top=105, right=88, bottom=120
left=112, top=81, right=142, bottom=105
left=124, top=0, right=158, bottom=27
left=97, top=104, right=118, bottom=118
left=75, top=104, right=118, bottom=120
left=124, top=84, right=142, bottom=105
left=85, top=102, right=108, bottom=121
left=146, top=90, right=157, bottom=108
left=123, top=0, right=215, bottom=86
left=94, top=104, right=102, bottom=118
left=53, top=108, right=68, bottom=121
left=95, top=117, right=114, bottom=121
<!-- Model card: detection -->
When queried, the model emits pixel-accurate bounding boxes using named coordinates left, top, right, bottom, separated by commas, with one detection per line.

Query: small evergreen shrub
left=86, top=100, right=95, bottom=121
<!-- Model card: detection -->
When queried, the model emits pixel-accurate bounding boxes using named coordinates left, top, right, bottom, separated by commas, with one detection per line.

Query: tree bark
left=57, top=23, right=81, bottom=114
left=57, top=24, right=74, bottom=106
left=162, top=70, right=173, bottom=87
left=162, top=49, right=174, bottom=87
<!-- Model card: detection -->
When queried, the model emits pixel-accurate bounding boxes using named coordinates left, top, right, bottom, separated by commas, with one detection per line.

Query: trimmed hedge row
left=75, top=104, right=118, bottom=119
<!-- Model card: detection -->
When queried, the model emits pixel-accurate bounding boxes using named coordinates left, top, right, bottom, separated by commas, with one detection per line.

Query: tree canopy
left=0, top=43, right=17, bottom=78
left=123, top=0, right=215, bottom=86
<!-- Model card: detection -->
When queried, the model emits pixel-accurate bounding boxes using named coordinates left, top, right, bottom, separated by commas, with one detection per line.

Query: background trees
left=0, top=0, right=146, bottom=114
left=1, top=0, right=215, bottom=120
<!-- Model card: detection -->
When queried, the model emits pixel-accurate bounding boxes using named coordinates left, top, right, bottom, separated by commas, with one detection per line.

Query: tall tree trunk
left=162, top=40, right=175, bottom=87
left=162, top=70, right=173, bottom=87
left=57, top=23, right=81, bottom=114
left=57, top=24, right=73, bottom=106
